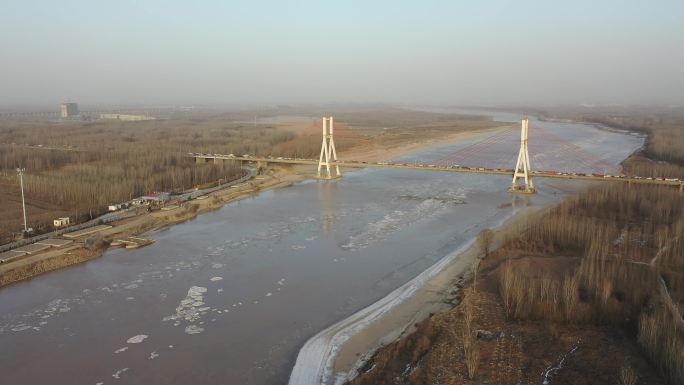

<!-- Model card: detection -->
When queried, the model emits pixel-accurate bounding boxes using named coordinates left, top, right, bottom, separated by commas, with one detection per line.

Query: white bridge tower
left=317, top=117, right=341, bottom=179
left=509, top=118, right=535, bottom=193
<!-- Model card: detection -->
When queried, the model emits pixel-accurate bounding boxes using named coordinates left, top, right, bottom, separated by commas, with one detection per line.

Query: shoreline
left=288, top=113, right=647, bottom=385
left=287, top=204, right=540, bottom=385
left=0, top=126, right=504, bottom=288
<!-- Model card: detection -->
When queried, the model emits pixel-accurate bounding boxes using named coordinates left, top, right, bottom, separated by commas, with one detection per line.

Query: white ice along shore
left=288, top=210, right=517, bottom=385
left=288, top=237, right=477, bottom=385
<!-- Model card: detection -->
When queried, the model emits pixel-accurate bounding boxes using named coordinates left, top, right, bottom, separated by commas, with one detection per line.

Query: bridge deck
left=190, top=154, right=684, bottom=188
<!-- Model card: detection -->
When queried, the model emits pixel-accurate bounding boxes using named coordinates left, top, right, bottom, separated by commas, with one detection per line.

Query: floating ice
left=217, top=289, right=223, bottom=293
left=112, top=367, right=129, bottom=379
left=163, top=286, right=208, bottom=335
left=291, top=245, right=306, bottom=250
left=210, top=277, right=223, bottom=282
left=127, top=335, right=148, bottom=344
left=265, top=292, right=272, bottom=297
left=114, top=347, right=128, bottom=354
left=185, top=325, right=204, bottom=335
left=149, top=351, right=159, bottom=360
left=211, top=263, right=224, bottom=269
left=341, top=199, right=449, bottom=250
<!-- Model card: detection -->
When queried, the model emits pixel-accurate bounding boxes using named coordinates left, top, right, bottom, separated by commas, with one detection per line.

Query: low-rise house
left=53, top=217, right=70, bottom=228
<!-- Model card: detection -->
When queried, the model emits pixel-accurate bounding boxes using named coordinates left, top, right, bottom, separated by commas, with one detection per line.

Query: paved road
left=191, top=155, right=684, bottom=189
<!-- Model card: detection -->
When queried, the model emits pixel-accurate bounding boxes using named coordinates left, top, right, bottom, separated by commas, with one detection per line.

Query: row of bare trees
left=496, top=182, right=684, bottom=384
left=0, top=117, right=307, bottom=241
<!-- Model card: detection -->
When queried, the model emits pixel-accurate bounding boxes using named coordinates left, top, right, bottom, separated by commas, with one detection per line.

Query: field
left=0, top=107, right=502, bottom=244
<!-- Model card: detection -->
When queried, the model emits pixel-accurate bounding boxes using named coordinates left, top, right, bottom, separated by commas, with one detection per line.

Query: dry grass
left=461, top=289, right=480, bottom=379
left=619, top=365, right=638, bottom=385
left=495, top=182, right=683, bottom=384
left=350, top=108, right=683, bottom=385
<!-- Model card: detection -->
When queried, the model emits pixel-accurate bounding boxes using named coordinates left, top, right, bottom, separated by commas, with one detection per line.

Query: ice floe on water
left=114, top=347, right=128, bottom=354
left=211, top=263, right=224, bottom=269
left=341, top=199, right=450, bottom=251
left=112, top=367, right=129, bottom=379
left=185, top=325, right=204, bottom=334
left=210, top=276, right=223, bottom=282
left=149, top=351, right=159, bottom=360
left=127, top=334, right=148, bottom=344
left=163, top=286, right=209, bottom=334
left=291, top=245, right=306, bottom=250
left=0, top=297, right=83, bottom=334
left=10, top=325, right=32, bottom=332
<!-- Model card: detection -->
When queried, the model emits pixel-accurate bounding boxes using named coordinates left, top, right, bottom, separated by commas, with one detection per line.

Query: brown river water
left=0, top=111, right=643, bottom=385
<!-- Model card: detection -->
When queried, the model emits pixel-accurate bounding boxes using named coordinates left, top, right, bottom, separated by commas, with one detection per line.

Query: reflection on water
left=318, top=180, right=338, bottom=236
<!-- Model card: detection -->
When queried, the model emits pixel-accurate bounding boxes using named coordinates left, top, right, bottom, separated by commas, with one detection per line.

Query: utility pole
left=16, top=168, right=28, bottom=233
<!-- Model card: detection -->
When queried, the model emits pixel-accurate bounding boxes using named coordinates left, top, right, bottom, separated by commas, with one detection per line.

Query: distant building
left=60, top=103, right=79, bottom=119
left=53, top=217, right=70, bottom=228
left=100, top=113, right=156, bottom=121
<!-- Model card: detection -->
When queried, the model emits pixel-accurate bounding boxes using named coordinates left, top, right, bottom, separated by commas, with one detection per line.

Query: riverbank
left=288, top=202, right=543, bottom=385
left=346, top=182, right=678, bottom=385
left=0, top=168, right=305, bottom=287
left=0, top=124, right=506, bottom=288
left=288, top=111, right=650, bottom=385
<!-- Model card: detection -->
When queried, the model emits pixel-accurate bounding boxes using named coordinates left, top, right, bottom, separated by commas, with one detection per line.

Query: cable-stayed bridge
left=191, top=117, right=684, bottom=192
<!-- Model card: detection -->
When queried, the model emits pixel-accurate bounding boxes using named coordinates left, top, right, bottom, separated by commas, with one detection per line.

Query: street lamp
left=16, top=168, right=29, bottom=234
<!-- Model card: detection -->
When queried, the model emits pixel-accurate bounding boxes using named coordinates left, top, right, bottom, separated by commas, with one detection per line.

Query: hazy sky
left=1, top=0, right=683, bottom=107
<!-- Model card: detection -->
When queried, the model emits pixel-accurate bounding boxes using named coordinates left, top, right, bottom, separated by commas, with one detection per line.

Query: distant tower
left=317, top=117, right=341, bottom=179
left=60, top=103, right=79, bottom=119
left=509, top=118, right=535, bottom=193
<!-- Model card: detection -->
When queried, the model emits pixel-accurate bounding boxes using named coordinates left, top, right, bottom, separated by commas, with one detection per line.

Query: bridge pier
left=509, top=118, right=536, bottom=194
left=317, top=117, right=341, bottom=180
left=256, top=160, right=267, bottom=175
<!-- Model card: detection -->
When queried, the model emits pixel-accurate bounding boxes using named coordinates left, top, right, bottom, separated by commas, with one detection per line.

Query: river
left=0, top=109, right=643, bottom=385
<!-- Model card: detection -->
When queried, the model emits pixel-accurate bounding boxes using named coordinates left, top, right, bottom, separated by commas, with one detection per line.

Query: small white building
left=53, top=217, right=70, bottom=228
